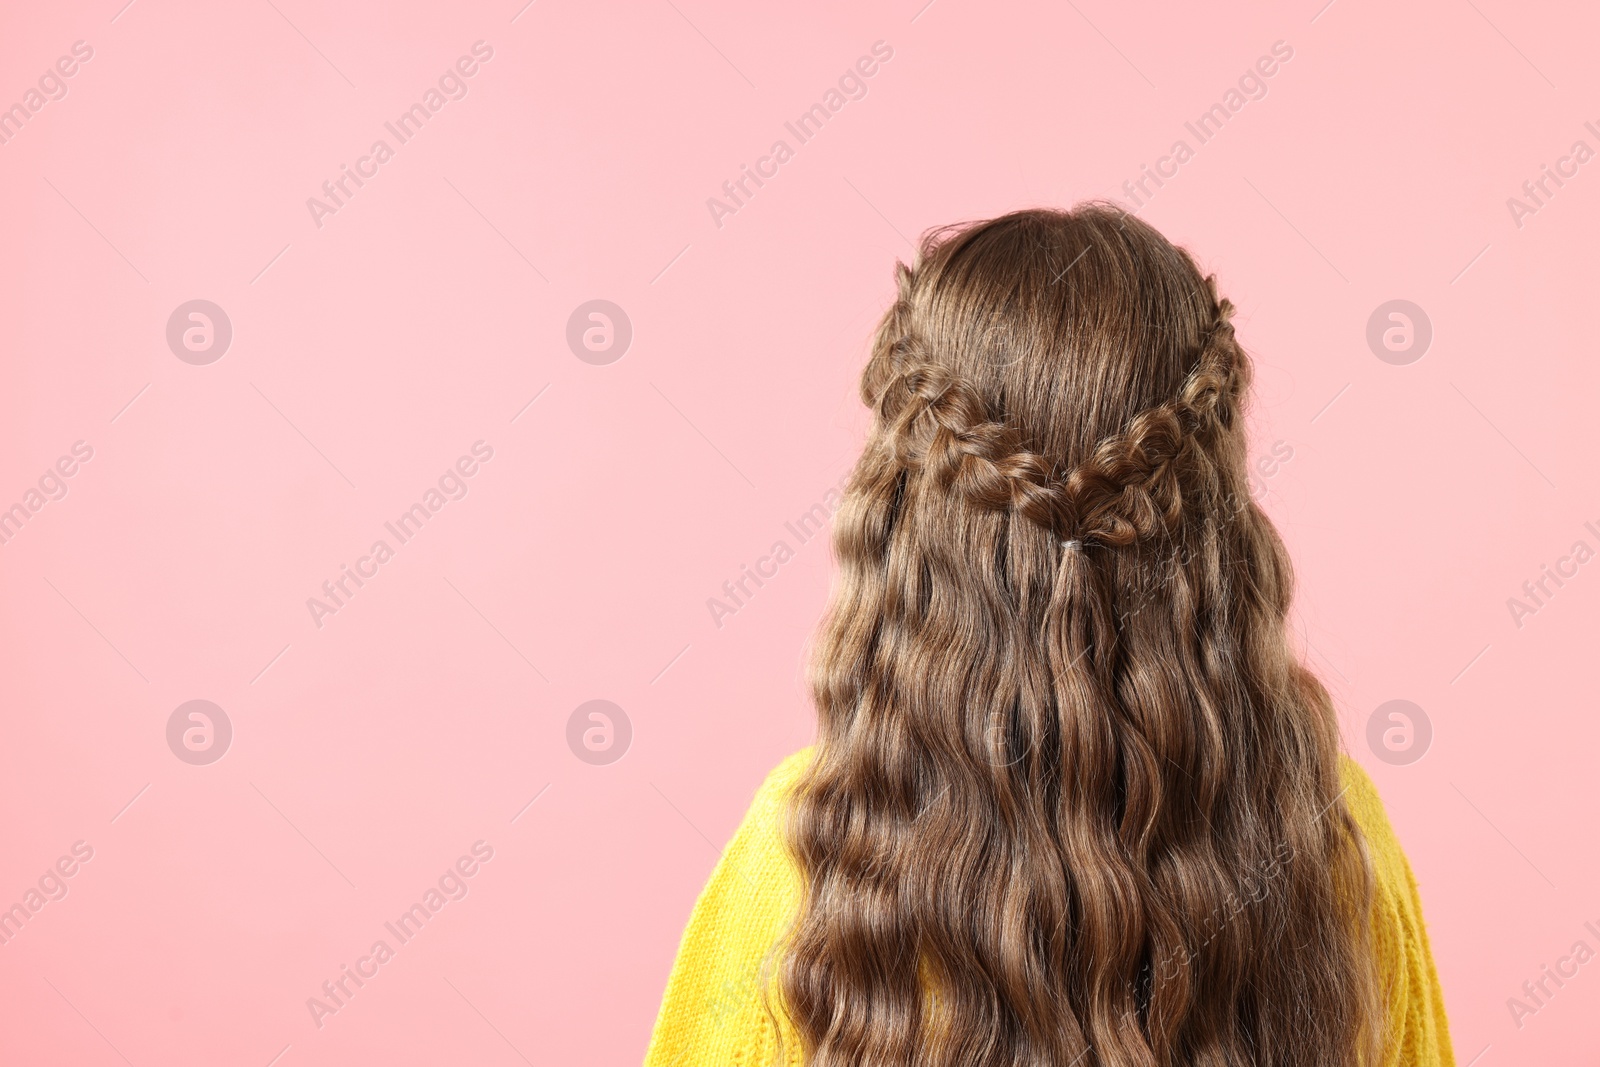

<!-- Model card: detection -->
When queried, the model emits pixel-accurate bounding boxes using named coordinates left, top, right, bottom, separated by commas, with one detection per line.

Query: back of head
left=780, top=204, right=1381, bottom=1067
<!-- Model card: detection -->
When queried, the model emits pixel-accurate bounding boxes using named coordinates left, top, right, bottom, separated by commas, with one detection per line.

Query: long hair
left=777, top=205, right=1382, bottom=1067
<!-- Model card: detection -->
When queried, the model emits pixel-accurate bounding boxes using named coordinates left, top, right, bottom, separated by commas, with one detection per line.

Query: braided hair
left=778, top=205, right=1382, bottom=1067
left=873, top=290, right=1243, bottom=531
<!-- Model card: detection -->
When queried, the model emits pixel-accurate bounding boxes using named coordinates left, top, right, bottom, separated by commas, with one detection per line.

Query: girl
left=646, top=205, right=1453, bottom=1067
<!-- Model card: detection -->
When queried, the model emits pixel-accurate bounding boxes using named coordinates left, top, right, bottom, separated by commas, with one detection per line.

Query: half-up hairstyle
left=778, top=204, right=1383, bottom=1067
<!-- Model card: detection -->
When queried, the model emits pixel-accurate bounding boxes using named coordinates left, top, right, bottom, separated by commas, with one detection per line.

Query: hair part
left=775, top=203, right=1382, bottom=1067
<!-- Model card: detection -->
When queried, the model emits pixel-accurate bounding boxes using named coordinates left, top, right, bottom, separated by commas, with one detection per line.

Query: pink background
left=1, top=0, right=1596, bottom=1062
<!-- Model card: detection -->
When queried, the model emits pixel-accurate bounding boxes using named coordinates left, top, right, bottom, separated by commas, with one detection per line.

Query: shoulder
left=1336, top=754, right=1436, bottom=930
left=642, top=748, right=815, bottom=1066
left=713, top=747, right=815, bottom=899
left=694, top=744, right=816, bottom=923
left=1336, top=751, right=1416, bottom=930
left=758, top=746, right=816, bottom=805
left=1337, top=753, right=1456, bottom=1065
left=1337, top=754, right=1405, bottom=875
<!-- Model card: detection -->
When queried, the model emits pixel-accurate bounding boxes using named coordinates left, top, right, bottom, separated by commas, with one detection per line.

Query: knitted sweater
left=644, top=747, right=1454, bottom=1066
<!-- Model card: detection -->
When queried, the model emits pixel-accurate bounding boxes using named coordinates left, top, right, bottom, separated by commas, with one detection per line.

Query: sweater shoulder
left=1338, top=753, right=1404, bottom=876
left=1337, top=752, right=1456, bottom=1066
left=641, top=748, right=815, bottom=1066
left=759, top=746, right=816, bottom=803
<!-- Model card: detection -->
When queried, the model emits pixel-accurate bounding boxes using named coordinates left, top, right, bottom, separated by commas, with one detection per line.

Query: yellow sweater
left=644, top=747, right=1454, bottom=1066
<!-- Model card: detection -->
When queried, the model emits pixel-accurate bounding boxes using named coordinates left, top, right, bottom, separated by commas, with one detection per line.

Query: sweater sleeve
left=642, top=749, right=813, bottom=1067
left=1339, top=755, right=1456, bottom=1067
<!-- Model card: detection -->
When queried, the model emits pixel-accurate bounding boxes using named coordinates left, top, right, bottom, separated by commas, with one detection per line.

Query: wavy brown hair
left=776, top=205, right=1382, bottom=1067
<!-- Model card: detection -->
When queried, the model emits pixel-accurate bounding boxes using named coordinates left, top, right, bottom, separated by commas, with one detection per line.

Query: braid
left=870, top=280, right=1248, bottom=548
